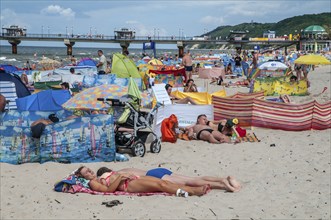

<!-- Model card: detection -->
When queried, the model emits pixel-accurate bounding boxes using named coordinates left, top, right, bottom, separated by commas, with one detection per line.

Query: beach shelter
left=16, top=90, right=71, bottom=111
left=77, top=58, right=97, bottom=66
left=294, top=54, right=331, bottom=65
left=0, top=70, right=31, bottom=98
left=0, top=64, right=19, bottom=73
left=111, top=53, right=141, bottom=78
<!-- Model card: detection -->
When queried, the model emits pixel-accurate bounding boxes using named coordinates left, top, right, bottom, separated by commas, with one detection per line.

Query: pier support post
left=177, top=41, right=185, bottom=58
left=120, top=41, right=130, bottom=55
left=64, top=40, right=75, bottom=56
left=8, top=39, right=21, bottom=54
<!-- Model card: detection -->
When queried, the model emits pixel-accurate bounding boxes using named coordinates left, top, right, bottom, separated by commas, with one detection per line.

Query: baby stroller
left=97, top=98, right=161, bottom=157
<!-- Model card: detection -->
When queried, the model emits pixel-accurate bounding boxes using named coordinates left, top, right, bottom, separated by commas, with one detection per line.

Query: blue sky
left=1, top=0, right=330, bottom=48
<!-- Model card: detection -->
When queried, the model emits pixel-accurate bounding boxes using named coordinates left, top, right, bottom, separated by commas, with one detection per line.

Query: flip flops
left=101, top=200, right=123, bottom=207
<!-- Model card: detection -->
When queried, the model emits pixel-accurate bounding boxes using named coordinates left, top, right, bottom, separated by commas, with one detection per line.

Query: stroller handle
left=97, top=98, right=125, bottom=106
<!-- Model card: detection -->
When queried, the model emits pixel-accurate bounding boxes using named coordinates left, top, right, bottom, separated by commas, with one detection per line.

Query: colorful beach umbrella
left=294, top=54, right=331, bottom=65
left=62, top=84, right=152, bottom=110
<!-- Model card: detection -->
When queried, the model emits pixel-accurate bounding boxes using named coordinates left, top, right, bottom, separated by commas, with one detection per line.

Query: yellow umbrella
left=148, top=59, right=163, bottom=65
left=294, top=54, right=331, bottom=65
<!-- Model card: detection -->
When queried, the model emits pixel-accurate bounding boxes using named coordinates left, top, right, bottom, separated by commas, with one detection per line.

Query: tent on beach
left=77, top=58, right=97, bottom=66
left=0, top=64, right=19, bottom=73
left=111, top=53, right=141, bottom=78
left=0, top=70, right=31, bottom=98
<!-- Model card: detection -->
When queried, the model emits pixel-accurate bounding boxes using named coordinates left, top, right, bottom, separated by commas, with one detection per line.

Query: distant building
left=1, top=25, right=26, bottom=37
left=301, top=25, right=330, bottom=52
left=263, top=30, right=276, bottom=39
left=228, top=30, right=249, bottom=41
left=114, top=28, right=135, bottom=40
left=301, top=25, right=328, bottom=40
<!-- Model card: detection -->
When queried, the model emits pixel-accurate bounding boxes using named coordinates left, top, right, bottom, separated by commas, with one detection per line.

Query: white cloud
left=41, top=5, right=75, bottom=18
left=0, top=8, right=17, bottom=21
left=200, top=16, right=224, bottom=25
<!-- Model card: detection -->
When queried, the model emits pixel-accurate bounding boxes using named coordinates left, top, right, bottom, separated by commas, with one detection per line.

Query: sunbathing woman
left=204, top=118, right=239, bottom=137
left=97, top=167, right=241, bottom=192
left=75, top=166, right=209, bottom=197
left=183, top=79, right=198, bottom=92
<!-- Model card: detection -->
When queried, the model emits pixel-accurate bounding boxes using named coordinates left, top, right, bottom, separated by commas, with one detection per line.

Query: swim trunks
left=146, top=168, right=173, bottom=179
left=196, top=128, right=214, bottom=140
left=185, top=66, right=193, bottom=71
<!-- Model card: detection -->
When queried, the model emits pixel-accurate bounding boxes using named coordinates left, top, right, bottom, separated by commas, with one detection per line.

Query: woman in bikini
left=97, top=167, right=241, bottom=192
left=183, top=79, right=198, bottom=92
left=75, top=166, right=209, bottom=197
left=205, top=118, right=239, bottom=136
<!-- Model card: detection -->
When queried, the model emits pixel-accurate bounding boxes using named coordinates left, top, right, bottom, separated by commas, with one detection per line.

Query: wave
left=0, top=57, right=17, bottom=62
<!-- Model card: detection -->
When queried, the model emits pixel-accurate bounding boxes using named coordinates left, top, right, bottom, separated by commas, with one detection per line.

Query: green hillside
left=197, top=12, right=331, bottom=49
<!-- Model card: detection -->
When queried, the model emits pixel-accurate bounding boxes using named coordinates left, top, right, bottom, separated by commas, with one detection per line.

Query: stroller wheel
left=131, top=140, right=146, bottom=157
left=150, top=139, right=161, bottom=153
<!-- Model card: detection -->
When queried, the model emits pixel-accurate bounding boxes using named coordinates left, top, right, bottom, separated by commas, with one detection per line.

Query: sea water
left=0, top=45, right=181, bottom=67
left=0, top=45, right=223, bottom=68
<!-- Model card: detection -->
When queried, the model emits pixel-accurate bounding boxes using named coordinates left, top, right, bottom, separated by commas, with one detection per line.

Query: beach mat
left=238, top=132, right=260, bottom=142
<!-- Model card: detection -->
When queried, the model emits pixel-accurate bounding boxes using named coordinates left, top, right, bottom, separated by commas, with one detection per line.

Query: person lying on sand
left=96, top=167, right=241, bottom=192
left=166, top=84, right=197, bottom=105
left=183, top=115, right=241, bottom=144
left=75, top=166, right=209, bottom=197
left=184, top=114, right=236, bottom=144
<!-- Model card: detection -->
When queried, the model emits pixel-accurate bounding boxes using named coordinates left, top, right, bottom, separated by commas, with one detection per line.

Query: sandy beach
left=1, top=65, right=330, bottom=219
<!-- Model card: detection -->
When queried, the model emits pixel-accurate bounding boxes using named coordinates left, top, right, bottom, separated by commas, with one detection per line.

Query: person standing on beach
left=251, top=51, right=258, bottom=69
left=96, top=50, right=107, bottom=75
left=182, top=50, right=193, bottom=80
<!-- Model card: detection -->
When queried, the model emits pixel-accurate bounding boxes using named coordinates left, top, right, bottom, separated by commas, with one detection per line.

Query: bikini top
left=99, top=171, right=117, bottom=186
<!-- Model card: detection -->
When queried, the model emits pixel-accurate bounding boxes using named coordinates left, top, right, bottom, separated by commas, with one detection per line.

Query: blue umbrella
left=16, top=90, right=71, bottom=111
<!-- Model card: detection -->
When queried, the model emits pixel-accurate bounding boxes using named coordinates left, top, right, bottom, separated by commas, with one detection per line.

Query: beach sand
left=1, top=65, right=330, bottom=219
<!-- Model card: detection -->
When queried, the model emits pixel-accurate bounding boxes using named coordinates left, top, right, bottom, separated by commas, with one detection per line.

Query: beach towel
left=238, top=132, right=260, bottom=142
left=54, top=173, right=171, bottom=196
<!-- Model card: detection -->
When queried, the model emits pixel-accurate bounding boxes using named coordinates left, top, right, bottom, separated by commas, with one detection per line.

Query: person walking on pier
left=97, top=50, right=107, bottom=75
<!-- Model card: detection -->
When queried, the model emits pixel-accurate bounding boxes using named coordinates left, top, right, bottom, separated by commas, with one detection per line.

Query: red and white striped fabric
left=213, top=92, right=331, bottom=131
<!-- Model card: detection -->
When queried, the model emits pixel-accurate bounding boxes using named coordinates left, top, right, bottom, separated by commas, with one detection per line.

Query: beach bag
left=161, top=114, right=178, bottom=143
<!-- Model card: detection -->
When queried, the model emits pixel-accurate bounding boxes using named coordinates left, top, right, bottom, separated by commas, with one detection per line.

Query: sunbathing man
left=186, top=114, right=232, bottom=144
left=97, top=167, right=241, bottom=192
left=75, top=166, right=209, bottom=197
left=165, top=84, right=197, bottom=105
